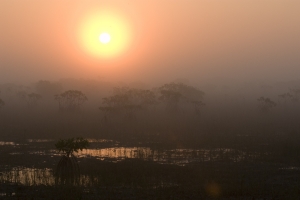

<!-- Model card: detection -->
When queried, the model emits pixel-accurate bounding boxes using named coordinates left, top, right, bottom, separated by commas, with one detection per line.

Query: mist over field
left=0, top=77, right=300, bottom=146
left=1, top=0, right=300, bottom=199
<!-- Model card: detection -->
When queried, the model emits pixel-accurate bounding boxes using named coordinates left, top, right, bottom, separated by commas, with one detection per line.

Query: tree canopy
left=55, top=137, right=89, bottom=157
left=257, top=97, right=276, bottom=112
left=55, top=90, right=88, bottom=111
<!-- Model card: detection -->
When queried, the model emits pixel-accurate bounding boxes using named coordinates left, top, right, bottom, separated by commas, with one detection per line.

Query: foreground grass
left=1, top=135, right=300, bottom=199
left=1, top=156, right=300, bottom=199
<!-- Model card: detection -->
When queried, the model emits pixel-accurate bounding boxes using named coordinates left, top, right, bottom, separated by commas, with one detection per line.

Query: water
left=0, top=167, right=53, bottom=186
left=0, top=139, right=267, bottom=165
left=0, top=138, right=270, bottom=187
left=0, top=141, right=16, bottom=146
left=75, top=147, right=248, bottom=164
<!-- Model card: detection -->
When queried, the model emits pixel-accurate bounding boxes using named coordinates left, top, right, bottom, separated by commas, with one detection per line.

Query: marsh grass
left=1, top=131, right=300, bottom=198
left=1, top=155, right=300, bottom=199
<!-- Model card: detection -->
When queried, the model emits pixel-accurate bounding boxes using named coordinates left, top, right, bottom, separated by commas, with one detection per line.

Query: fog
left=1, top=1, right=300, bottom=197
left=1, top=0, right=300, bottom=145
left=1, top=0, right=300, bottom=85
left=1, top=0, right=300, bottom=149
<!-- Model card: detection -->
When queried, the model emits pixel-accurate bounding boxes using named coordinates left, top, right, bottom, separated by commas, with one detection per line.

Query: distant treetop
left=54, top=90, right=88, bottom=112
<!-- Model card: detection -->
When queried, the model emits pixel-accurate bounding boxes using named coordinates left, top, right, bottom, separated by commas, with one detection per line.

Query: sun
left=99, top=32, right=111, bottom=44
left=78, top=10, right=131, bottom=59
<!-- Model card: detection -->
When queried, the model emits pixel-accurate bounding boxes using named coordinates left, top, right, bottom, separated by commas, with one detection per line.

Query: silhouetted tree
left=257, top=97, right=276, bottom=113
left=54, top=90, right=88, bottom=112
left=55, top=137, right=89, bottom=185
left=278, top=92, right=293, bottom=104
left=16, top=90, right=27, bottom=102
left=27, top=93, right=42, bottom=107
left=99, top=88, right=131, bottom=116
left=99, top=87, right=157, bottom=121
left=158, top=82, right=204, bottom=113
left=1, top=84, right=24, bottom=101
left=289, top=88, right=300, bottom=102
left=278, top=89, right=300, bottom=104
left=159, top=88, right=181, bottom=112
left=36, top=80, right=63, bottom=98
left=191, top=100, right=206, bottom=116
left=138, top=89, right=157, bottom=108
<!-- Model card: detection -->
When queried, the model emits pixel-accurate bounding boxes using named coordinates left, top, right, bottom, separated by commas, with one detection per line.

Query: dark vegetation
left=55, top=90, right=88, bottom=112
left=1, top=79, right=300, bottom=198
left=54, top=137, right=89, bottom=185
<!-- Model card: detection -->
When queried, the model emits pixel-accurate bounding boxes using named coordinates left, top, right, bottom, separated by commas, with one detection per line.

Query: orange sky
left=1, top=0, right=300, bottom=85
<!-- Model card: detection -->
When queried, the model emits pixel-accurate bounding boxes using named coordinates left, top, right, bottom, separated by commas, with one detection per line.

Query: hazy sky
left=1, top=0, right=300, bottom=85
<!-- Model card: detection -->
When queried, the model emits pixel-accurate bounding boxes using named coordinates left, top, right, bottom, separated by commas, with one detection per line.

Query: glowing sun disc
left=99, top=33, right=111, bottom=44
left=78, top=10, right=131, bottom=59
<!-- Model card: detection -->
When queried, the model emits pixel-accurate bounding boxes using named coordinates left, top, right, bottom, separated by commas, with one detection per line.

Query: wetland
left=1, top=80, right=300, bottom=199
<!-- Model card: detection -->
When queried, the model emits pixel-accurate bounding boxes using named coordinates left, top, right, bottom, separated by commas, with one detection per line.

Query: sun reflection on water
left=0, top=141, right=16, bottom=146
